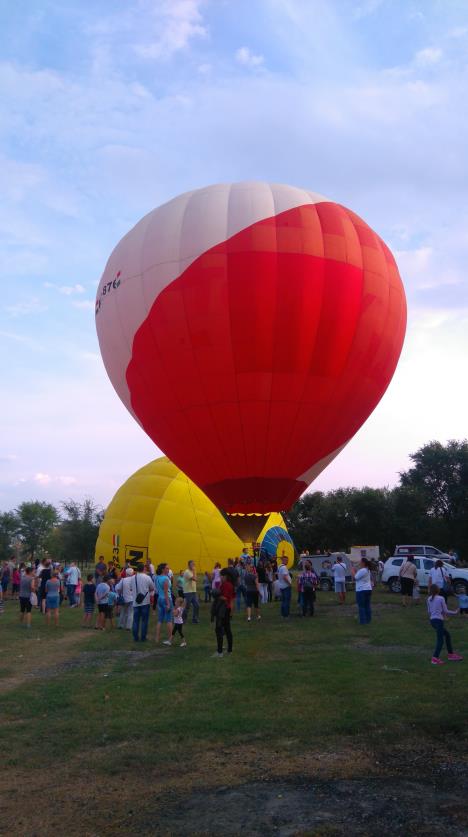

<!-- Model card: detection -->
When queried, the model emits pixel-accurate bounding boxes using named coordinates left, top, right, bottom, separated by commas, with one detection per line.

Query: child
left=172, top=597, right=187, bottom=646
left=106, top=582, right=117, bottom=630
left=82, top=574, right=96, bottom=628
left=427, top=584, right=463, bottom=665
left=456, top=591, right=468, bottom=616
left=210, top=590, right=233, bottom=658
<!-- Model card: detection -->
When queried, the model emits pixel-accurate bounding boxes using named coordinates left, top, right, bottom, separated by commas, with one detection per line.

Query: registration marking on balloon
left=96, top=183, right=406, bottom=516
left=95, top=271, right=121, bottom=316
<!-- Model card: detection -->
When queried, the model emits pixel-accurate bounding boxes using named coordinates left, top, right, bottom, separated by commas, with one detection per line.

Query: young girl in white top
left=427, top=584, right=462, bottom=665
left=172, top=597, right=187, bottom=647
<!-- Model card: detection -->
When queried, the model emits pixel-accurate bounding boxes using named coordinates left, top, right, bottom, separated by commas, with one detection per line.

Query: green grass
left=1, top=591, right=467, bottom=767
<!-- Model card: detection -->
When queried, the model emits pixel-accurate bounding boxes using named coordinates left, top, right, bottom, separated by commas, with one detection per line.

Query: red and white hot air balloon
left=96, top=182, right=406, bottom=522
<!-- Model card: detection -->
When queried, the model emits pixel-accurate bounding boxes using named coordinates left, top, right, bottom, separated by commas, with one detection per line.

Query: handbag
left=135, top=573, right=146, bottom=605
left=30, top=591, right=38, bottom=607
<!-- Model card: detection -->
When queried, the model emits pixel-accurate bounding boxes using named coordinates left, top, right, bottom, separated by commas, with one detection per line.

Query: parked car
left=382, top=555, right=468, bottom=594
left=393, top=544, right=451, bottom=561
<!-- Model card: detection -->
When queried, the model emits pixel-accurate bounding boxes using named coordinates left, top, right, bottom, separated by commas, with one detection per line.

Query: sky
left=1, top=0, right=468, bottom=511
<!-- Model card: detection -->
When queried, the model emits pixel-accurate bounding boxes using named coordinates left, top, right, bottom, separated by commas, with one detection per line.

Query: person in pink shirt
left=427, top=584, right=463, bottom=665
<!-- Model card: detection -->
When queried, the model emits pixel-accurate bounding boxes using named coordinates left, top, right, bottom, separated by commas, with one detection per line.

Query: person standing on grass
left=257, top=560, right=268, bottom=605
left=332, top=555, right=347, bottom=604
left=82, top=574, right=96, bottom=628
left=45, top=572, right=61, bottom=627
left=95, top=555, right=107, bottom=585
left=210, top=590, right=233, bottom=657
left=155, top=562, right=173, bottom=645
left=278, top=555, right=292, bottom=618
left=203, top=571, right=212, bottom=602
left=19, top=566, right=35, bottom=628
left=132, top=564, right=154, bottom=642
left=236, top=561, right=247, bottom=612
left=106, top=581, right=117, bottom=630
left=427, top=584, right=463, bottom=665
left=95, top=574, right=111, bottom=631
left=220, top=568, right=235, bottom=615
left=211, top=562, right=222, bottom=593
left=183, top=560, right=199, bottom=624
left=244, top=562, right=261, bottom=622
left=65, top=560, right=81, bottom=607
left=298, top=561, right=318, bottom=617
left=115, top=567, right=134, bottom=630
left=399, top=555, right=417, bottom=606
left=353, top=557, right=373, bottom=624
left=1, top=561, right=11, bottom=599
left=429, top=560, right=450, bottom=602
left=172, top=597, right=187, bottom=646
left=11, top=565, right=20, bottom=600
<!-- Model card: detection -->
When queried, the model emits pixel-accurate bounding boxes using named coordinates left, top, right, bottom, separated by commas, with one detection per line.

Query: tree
left=0, top=511, right=18, bottom=561
left=15, top=501, right=59, bottom=562
left=56, top=498, right=104, bottom=566
left=399, top=440, right=468, bottom=551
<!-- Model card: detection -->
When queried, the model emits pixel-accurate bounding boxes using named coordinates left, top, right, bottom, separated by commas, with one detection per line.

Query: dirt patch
left=151, top=776, right=468, bottom=836
left=1, top=740, right=467, bottom=836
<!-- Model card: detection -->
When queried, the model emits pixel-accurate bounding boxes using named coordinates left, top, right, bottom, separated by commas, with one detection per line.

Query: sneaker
left=180, top=640, right=187, bottom=647
left=257, top=615, right=262, bottom=621
left=162, top=640, right=172, bottom=646
left=211, top=652, right=223, bottom=658
left=448, top=653, right=464, bottom=662
left=431, top=657, right=445, bottom=665
left=247, top=617, right=251, bottom=622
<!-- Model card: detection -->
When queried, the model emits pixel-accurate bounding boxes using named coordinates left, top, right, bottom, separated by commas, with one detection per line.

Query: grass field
left=0, top=589, right=467, bottom=836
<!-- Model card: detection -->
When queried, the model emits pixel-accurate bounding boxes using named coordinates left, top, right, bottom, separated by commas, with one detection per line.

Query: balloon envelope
left=96, top=182, right=406, bottom=513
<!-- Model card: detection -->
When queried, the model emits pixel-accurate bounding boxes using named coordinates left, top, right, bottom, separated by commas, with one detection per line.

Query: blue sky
left=1, top=0, right=468, bottom=509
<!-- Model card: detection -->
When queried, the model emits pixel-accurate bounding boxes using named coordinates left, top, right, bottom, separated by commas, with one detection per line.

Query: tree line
left=0, top=499, right=103, bottom=565
left=1, top=441, right=467, bottom=564
left=285, top=441, right=468, bottom=559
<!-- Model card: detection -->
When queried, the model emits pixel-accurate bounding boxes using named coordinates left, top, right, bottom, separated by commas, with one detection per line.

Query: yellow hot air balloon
left=95, top=457, right=294, bottom=573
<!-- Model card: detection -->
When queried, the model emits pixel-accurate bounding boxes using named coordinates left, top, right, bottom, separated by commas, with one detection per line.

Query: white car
left=382, top=556, right=468, bottom=594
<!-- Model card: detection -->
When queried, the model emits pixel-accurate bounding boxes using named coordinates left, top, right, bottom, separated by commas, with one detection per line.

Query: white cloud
left=414, top=47, right=443, bottom=66
left=235, top=46, right=265, bottom=68
left=34, top=472, right=52, bottom=485
left=0, top=454, right=18, bottom=462
left=44, top=282, right=85, bottom=295
left=34, top=473, right=77, bottom=487
left=0, top=330, right=43, bottom=350
left=352, top=0, right=384, bottom=20
left=72, top=300, right=95, bottom=310
left=133, top=0, right=207, bottom=60
left=4, top=297, right=48, bottom=317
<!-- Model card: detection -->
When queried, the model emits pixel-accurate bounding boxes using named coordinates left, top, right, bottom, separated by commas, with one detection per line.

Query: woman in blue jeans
left=354, top=557, right=372, bottom=624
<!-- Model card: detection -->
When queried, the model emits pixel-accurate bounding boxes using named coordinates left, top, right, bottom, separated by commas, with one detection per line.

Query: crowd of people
left=0, top=550, right=466, bottom=664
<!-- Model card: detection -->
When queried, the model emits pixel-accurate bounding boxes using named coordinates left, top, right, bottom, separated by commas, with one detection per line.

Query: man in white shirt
left=115, top=567, right=135, bottom=630
left=277, top=556, right=292, bottom=618
left=332, top=556, right=347, bottom=604
left=65, top=561, right=81, bottom=607
left=132, top=564, right=155, bottom=642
